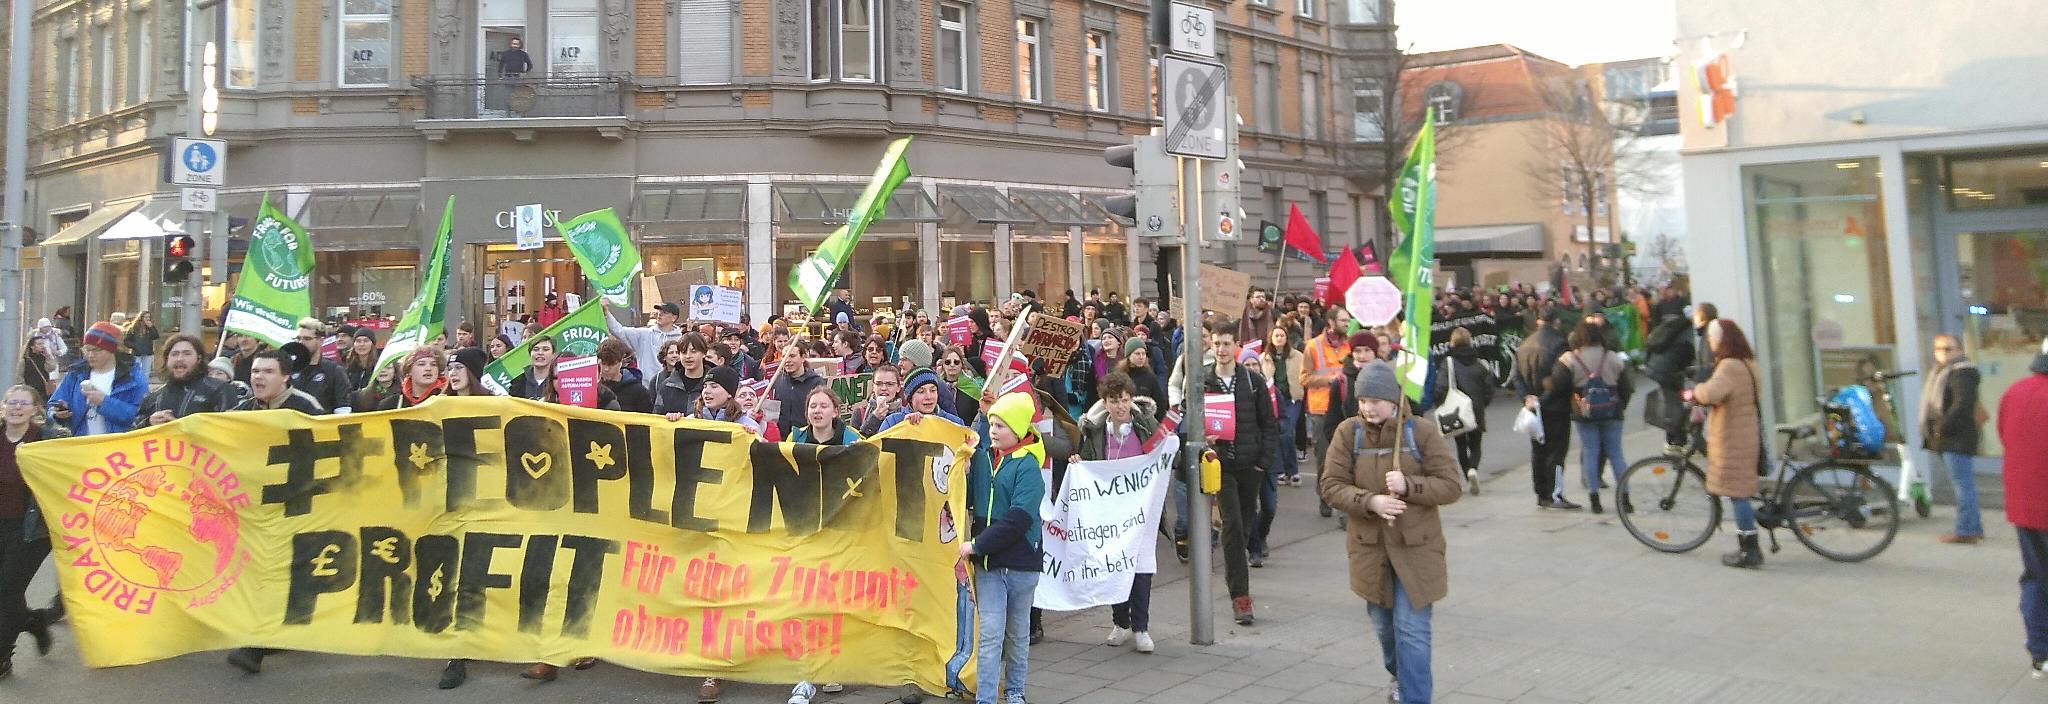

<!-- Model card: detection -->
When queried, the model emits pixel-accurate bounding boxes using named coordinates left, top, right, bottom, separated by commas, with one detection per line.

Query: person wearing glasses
left=1924, top=333, right=1986, bottom=545
left=0, top=384, right=66, bottom=679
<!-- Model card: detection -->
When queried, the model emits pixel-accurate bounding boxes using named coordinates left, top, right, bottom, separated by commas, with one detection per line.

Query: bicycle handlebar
left=1865, top=369, right=1917, bottom=383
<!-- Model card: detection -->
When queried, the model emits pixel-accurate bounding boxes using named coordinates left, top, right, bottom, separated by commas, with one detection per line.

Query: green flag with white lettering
left=221, top=197, right=316, bottom=347
left=1387, top=114, right=1437, bottom=402
left=372, top=196, right=456, bottom=376
left=480, top=300, right=608, bottom=395
left=559, top=208, right=642, bottom=308
left=788, top=136, right=914, bottom=314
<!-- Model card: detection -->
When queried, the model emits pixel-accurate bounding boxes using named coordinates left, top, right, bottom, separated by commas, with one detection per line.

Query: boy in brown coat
left=1320, top=361, right=1463, bottom=704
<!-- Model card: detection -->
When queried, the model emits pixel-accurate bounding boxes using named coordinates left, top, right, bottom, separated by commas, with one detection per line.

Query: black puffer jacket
left=1643, top=316, right=1696, bottom=389
left=292, top=358, right=358, bottom=413
left=131, top=376, right=237, bottom=428
left=1201, top=362, right=1276, bottom=470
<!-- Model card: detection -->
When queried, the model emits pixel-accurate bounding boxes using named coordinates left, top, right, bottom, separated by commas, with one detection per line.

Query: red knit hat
left=1347, top=331, right=1380, bottom=356
left=84, top=321, right=124, bottom=352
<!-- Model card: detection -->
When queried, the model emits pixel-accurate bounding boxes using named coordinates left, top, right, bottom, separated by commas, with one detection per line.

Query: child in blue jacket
left=961, top=390, right=1046, bottom=704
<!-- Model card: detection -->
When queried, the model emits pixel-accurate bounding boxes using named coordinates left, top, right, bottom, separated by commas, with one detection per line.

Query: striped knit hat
left=84, top=321, right=124, bottom=352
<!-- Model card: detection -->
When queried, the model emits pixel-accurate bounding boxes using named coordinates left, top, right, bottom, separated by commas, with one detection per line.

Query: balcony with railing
left=411, top=73, right=635, bottom=141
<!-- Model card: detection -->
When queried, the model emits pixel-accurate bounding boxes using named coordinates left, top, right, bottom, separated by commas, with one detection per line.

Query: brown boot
left=699, top=677, right=722, bottom=702
left=521, top=662, right=559, bottom=682
left=1232, top=595, right=1256, bottom=625
left=571, top=657, right=599, bottom=670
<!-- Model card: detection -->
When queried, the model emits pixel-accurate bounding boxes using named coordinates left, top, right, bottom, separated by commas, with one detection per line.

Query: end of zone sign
left=1161, top=55, right=1227, bottom=159
left=167, top=138, right=227, bottom=186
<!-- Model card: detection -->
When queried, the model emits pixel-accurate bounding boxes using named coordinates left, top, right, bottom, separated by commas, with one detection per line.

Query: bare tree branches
left=1522, top=75, right=1661, bottom=286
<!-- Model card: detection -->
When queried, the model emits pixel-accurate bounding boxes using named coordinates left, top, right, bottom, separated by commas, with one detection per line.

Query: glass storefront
left=1011, top=239, right=1069, bottom=300
left=773, top=237, right=921, bottom=317
left=643, top=242, right=746, bottom=291
left=98, top=240, right=142, bottom=322
left=941, top=239, right=996, bottom=306
left=1744, top=158, right=1895, bottom=419
left=314, top=250, right=417, bottom=319
left=1082, top=238, right=1127, bottom=296
left=478, top=243, right=587, bottom=323
left=1955, top=230, right=2048, bottom=456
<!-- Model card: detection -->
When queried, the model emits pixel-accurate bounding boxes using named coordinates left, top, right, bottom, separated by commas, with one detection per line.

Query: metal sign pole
left=1181, top=155, right=1214, bottom=645
left=180, top=0, right=207, bottom=336
left=0, top=0, right=34, bottom=380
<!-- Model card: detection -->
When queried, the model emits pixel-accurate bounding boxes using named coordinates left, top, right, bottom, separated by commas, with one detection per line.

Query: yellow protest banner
left=19, top=397, right=982, bottom=694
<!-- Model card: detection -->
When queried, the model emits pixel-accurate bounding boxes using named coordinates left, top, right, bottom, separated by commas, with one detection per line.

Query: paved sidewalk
left=5, top=424, right=2041, bottom=703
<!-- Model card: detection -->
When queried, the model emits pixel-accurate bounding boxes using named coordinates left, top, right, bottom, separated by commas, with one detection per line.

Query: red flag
left=1553, top=266, right=1576, bottom=307
left=1324, top=246, right=1361, bottom=307
left=1283, top=203, right=1327, bottom=263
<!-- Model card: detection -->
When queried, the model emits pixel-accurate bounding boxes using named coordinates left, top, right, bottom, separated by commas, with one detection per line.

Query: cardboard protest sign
left=1019, top=313, right=1087, bottom=376
left=18, top=399, right=980, bottom=693
left=1199, top=263, right=1253, bottom=315
left=688, top=285, right=744, bottom=324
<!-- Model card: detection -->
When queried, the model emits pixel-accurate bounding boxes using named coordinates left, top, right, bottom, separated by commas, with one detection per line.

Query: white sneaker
left=2033, top=658, right=2047, bottom=679
left=789, top=681, right=818, bottom=704
left=1387, top=677, right=1401, bottom=703
left=1106, top=626, right=1132, bottom=646
left=820, top=683, right=842, bottom=693
left=1134, top=631, right=1155, bottom=653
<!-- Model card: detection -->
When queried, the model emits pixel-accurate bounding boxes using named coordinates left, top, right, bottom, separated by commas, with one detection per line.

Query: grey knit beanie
left=1356, top=360, right=1402, bottom=404
left=899, top=339, right=935, bottom=370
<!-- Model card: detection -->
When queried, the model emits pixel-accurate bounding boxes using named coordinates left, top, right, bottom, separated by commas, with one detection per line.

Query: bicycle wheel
left=1786, top=461, right=1900, bottom=562
left=1617, top=454, right=1720, bottom=553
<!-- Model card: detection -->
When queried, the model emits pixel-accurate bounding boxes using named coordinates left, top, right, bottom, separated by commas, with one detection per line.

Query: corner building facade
left=21, top=0, right=1396, bottom=328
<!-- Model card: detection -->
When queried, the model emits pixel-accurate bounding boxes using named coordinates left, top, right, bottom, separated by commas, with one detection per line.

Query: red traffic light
left=166, top=234, right=196, bottom=258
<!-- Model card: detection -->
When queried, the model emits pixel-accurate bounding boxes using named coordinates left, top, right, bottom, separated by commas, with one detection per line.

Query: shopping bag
left=1436, top=388, right=1477, bottom=437
left=1513, top=405, right=1545, bottom=444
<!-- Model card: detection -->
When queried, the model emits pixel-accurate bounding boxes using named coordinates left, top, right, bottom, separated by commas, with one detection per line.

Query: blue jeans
left=1367, top=575, right=1434, bottom=704
left=974, top=567, right=1038, bottom=704
left=1273, top=399, right=1303, bottom=478
left=1576, top=420, right=1627, bottom=494
left=2020, top=527, right=2048, bottom=662
left=1942, top=451, right=1984, bottom=537
left=1729, top=497, right=1757, bottom=533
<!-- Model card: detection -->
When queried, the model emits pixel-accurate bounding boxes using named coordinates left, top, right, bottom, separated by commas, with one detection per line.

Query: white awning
left=1435, top=223, right=1546, bottom=255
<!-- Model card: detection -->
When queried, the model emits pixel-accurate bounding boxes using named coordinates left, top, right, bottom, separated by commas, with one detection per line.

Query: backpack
left=1571, top=350, right=1621, bottom=421
left=1353, top=419, right=1425, bottom=466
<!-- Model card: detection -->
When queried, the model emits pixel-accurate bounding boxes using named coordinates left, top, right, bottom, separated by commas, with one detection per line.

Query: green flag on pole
left=1602, top=304, right=1645, bottom=354
left=221, top=197, right=316, bottom=347
left=559, top=208, right=642, bottom=308
left=372, top=196, right=456, bottom=376
left=788, top=136, right=914, bottom=314
left=480, top=300, right=608, bottom=395
left=1387, top=113, right=1438, bottom=402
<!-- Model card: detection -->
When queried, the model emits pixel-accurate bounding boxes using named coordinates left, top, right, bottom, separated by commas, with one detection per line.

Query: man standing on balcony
left=492, top=36, right=533, bottom=115
left=498, top=37, right=532, bottom=78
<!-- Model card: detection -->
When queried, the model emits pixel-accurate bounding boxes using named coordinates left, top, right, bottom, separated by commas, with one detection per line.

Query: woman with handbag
left=1687, top=319, right=1766, bottom=569
left=1432, top=327, right=1496, bottom=492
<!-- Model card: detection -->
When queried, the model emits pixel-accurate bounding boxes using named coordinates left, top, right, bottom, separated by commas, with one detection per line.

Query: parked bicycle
left=1616, top=413, right=1901, bottom=562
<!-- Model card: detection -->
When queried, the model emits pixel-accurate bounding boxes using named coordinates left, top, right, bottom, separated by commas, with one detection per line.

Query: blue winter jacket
left=48, top=357, right=148, bottom=436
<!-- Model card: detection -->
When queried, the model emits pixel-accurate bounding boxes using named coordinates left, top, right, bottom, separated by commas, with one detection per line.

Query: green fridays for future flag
left=788, top=136, right=913, bottom=314
left=221, top=198, right=316, bottom=347
left=480, top=300, right=607, bottom=395
left=372, top=196, right=457, bottom=375
left=1387, top=113, right=1438, bottom=402
left=560, top=208, right=642, bottom=308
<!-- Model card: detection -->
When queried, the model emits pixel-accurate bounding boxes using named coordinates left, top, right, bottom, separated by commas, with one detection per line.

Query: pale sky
left=1396, top=0, right=1678, bottom=67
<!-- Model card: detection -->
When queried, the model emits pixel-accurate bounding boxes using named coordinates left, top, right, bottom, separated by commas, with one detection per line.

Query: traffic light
left=164, top=234, right=197, bottom=283
left=1102, top=135, right=1182, bottom=242
left=1200, top=99, right=1244, bottom=244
